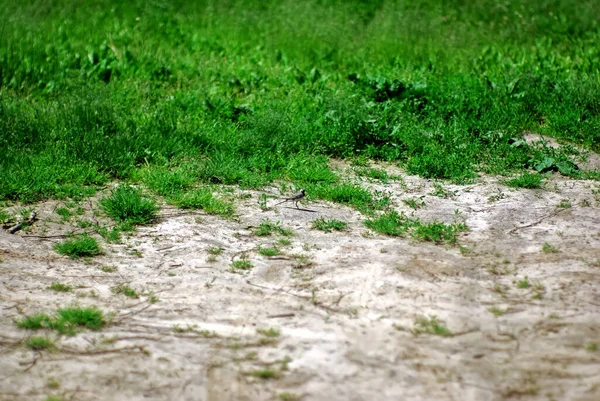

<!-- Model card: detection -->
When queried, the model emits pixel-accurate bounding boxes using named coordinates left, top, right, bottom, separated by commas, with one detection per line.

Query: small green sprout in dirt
left=111, top=283, right=139, bottom=299
left=100, top=185, right=158, bottom=225
left=45, top=396, right=64, bottom=401
left=258, top=194, right=269, bottom=211
left=411, top=221, right=467, bottom=245
left=255, top=220, right=293, bottom=237
left=48, top=282, right=72, bottom=292
left=365, top=212, right=466, bottom=245
left=558, top=200, right=572, bottom=208
left=55, top=207, right=72, bottom=221
left=130, top=249, right=143, bottom=258
left=279, top=393, right=299, bottom=401
left=258, top=246, right=281, bottom=256
left=96, top=225, right=122, bottom=243
left=532, top=282, right=546, bottom=299
left=541, top=242, right=559, bottom=253
left=17, top=307, right=106, bottom=335
left=146, top=292, right=159, bottom=303
left=24, top=336, right=55, bottom=351
left=504, top=173, right=544, bottom=189
left=257, top=328, right=280, bottom=337
left=311, top=217, right=348, bottom=233
left=488, top=307, right=506, bottom=317
left=208, top=247, right=223, bottom=255
left=173, top=324, right=198, bottom=333
left=412, top=316, right=452, bottom=337
left=430, top=182, right=453, bottom=198
left=278, top=238, right=292, bottom=246
left=0, top=209, right=13, bottom=224
left=76, top=220, right=92, bottom=228
left=487, top=191, right=507, bottom=203
left=402, top=198, right=426, bottom=209
left=516, top=277, right=530, bottom=289
left=364, top=211, right=414, bottom=236
left=355, top=167, right=389, bottom=182
left=231, top=260, right=253, bottom=270
left=250, top=368, right=279, bottom=380
left=54, top=235, right=102, bottom=258
left=47, top=378, right=60, bottom=389
left=586, top=343, right=598, bottom=352
left=100, top=265, right=117, bottom=273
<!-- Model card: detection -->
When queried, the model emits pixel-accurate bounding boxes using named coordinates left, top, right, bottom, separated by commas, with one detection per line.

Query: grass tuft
left=255, top=220, right=293, bottom=237
left=48, top=282, right=72, bottom=292
left=364, top=211, right=414, bottom=237
left=54, top=235, right=101, bottom=258
left=231, top=260, right=253, bottom=270
left=17, top=307, right=106, bottom=336
left=413, top=316, right=452, bottom=337
left=311, top=218, right=348, bottom=233
left=258, top=246, right=281, bottom=257
left=112, top=283, right=139, bottom=298
left=24, top=336, right=55, bottom=350
left=365, top=211, right=467, bottom=245
left=100, top=185, right=158, bottom=225
left=504, top=173, right=544, bottom=189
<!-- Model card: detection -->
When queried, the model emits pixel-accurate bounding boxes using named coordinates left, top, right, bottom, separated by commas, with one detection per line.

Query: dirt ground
left=1, top=163, right=600, bottom=401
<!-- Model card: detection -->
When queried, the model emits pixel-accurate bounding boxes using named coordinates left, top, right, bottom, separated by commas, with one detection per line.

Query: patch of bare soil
left=1, top=170, right=600, bottom=401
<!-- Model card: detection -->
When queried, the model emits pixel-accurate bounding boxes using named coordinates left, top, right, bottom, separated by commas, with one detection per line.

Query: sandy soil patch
left=1, top=170, right=600, bottom=401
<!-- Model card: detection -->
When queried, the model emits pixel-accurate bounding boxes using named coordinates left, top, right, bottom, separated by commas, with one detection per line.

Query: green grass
left=111, top=283, right=139, bottom=299
left=207, top=247, right=223, bottom=255
left=488, top=307, right=506, bottom=317
left=24, top=336, right=55, bottom=351
left=413, top=316, right=452, bottom=337
left=255, top=220, right=293, bottom=237
left=365, top=211, right=466, bottom=245
left=1, top=0, right=599, bottom=204
left=48, top=282, right=72, bottom=292
left=257, top=328, right=281, bottom=337
left=17, top=307, right=106, bottom=335
left=412, top=221, right=468, bottom=245
left=54, top=235, right=102, bottom=258
left=364, top=211, right=414, bottom=236
left=355, top=167, right=389, bottom=182
left=504, top=173, right=544, bottom=189
left=100, top=185, right=158, bottom=225
left=258, top=246, right=281, bottom=257
left=55, top=207, right=72, bottom=221
left=402, top=198, right=426, bottom=210
left=250, top=369, right=279, bottom=380
left=311, top=218, right=348, bottom=233
left=541, top=242, right=560, bottom=253
left=172, top=188, right=234, bottom=218
left=231, top=260, right=253, bottom=270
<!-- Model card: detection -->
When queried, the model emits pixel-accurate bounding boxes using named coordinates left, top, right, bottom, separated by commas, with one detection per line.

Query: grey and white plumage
left=274, top=188, right=305, bottom=209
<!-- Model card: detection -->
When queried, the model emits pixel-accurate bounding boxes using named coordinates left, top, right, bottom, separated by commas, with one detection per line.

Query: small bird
left=273, top=188, right=306, bottom=209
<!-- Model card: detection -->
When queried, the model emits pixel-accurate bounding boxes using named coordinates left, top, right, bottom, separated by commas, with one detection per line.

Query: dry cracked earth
left=1, top=161, right=600, bottom=401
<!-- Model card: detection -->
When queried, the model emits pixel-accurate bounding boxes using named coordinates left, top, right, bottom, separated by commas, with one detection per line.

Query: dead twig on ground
left=246, top=280, right=342, bottom=313
left=268, top=313, right=295, bottom=318
left=507, top=208, right=567, bottom=235
left=20, top=350, right=42, bottom=372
